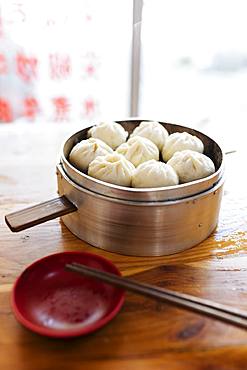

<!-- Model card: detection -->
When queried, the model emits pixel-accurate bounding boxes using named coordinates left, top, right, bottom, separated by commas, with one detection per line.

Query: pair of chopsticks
left=66, top=263, right=247, bottom=329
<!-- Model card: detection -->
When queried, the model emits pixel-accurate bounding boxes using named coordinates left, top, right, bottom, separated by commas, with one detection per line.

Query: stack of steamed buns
left=69, top=121, right=215, bottom=188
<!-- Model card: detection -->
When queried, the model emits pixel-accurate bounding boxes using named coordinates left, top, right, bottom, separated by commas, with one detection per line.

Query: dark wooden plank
left=5, top=196, right=77, bottom=232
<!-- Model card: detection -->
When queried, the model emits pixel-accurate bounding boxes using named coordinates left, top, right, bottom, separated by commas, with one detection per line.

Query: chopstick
left=66, top=263, right=247, bottom=329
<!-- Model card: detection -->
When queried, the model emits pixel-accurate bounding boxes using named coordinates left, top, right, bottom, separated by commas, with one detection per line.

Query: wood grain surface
left=1, top=124, right=247, bottom=370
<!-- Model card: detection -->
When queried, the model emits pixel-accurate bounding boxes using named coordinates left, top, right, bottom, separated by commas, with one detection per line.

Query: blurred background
left=0, top=0, right=247, bottom=147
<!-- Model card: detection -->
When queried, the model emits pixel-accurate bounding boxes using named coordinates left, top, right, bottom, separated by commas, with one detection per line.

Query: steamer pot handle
left=5, top=196, right=77, bottom=232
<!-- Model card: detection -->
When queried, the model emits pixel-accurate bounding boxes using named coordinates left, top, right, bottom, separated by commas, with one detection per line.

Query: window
left=0, top=0, right=133, bottom=122
left=1, top=0, right=247, bottom=150
left=139, top=0, right=247, bottom=147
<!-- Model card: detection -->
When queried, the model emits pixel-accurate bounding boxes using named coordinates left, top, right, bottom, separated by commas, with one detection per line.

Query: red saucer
left=12, top=251, right=125, bottom=338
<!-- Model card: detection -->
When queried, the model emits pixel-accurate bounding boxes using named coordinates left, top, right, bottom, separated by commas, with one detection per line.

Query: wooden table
left=1, top=124, right=247, bottom=370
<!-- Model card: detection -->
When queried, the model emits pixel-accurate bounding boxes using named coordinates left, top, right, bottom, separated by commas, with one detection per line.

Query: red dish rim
left=11, top=251, right=125, bottom=338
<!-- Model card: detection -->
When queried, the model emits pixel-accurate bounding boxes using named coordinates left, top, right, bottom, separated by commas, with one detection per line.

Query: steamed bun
left=88, top=121, right=128, bottom=149
left=167, top=150, right=215, bottom=183
left=88, top=152, right=135, bottom=187
left=69, top=138, right=113, bottom=171
left=130, top=121, right=169, bottom=150
left=132, top=160, right=179, bottom=188
left=162, top=132, right=204, bottom=162
left=116, top=136, right=159, bottom=167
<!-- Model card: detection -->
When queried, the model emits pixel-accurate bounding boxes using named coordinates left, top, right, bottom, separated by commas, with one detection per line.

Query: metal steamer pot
left=5, top=120, right=224, bottom=256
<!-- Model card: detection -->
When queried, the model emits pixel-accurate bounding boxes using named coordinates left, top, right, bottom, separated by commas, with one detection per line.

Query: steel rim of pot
left=61, top=119, right=224, bottom=202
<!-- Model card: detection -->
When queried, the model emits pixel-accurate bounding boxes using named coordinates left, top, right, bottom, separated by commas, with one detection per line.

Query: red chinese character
left=23, top=97, right=39, bottom=120
left=52, top=97, right=70, bottom=121
left=81, top=52, right=100, bottom=79
left=49, top=54, right=71, bottom=79
left=16, top=53, right=38, bottom=82
left=0, top=54, right=7, bottom=74
left=84, top=98, right=95, bottom=116
left=85, top=63, right=95, bottom=77
left=0, top=98, right=12, bottom=122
